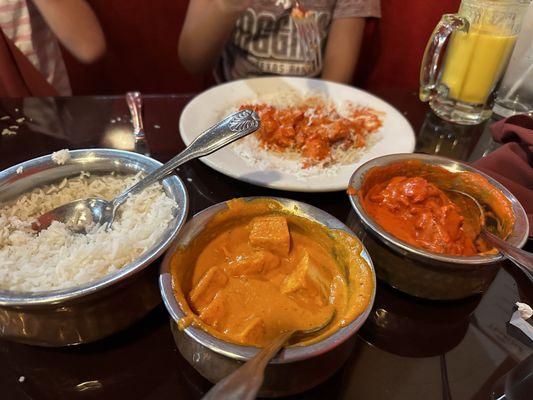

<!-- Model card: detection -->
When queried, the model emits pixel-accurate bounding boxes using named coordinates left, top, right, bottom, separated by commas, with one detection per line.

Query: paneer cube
left=249, top=216, right=290, bottom=256
left=281, top=251, right=331, bottom=306
left=236, top=316, right=266, bottom=346
left=227, top=251, right=280, bottom=277
left=198, top=292, right=226, bottom=328
left=189, top=267, right=228, bottom=311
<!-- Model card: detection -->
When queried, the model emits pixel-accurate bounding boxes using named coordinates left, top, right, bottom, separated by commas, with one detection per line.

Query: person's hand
left=215, top=0, right=251, bottom=14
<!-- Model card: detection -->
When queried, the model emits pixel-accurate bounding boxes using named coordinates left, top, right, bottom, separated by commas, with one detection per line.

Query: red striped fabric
left=0, top=0, right=71, bottom=95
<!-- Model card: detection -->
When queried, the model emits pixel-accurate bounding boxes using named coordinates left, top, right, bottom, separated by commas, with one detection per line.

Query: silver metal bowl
left=0, top=149, right=189, bottom=346
left=348, top=153, right=529, bottom=300
left=159, top=197, right=376, bottom=397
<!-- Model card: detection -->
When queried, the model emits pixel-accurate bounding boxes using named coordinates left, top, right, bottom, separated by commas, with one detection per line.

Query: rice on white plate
left=0, top=172, right=177, bottom=292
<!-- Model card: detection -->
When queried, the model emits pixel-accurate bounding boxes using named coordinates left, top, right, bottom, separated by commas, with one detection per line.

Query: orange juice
left=441, top=25, right=516, bottom=104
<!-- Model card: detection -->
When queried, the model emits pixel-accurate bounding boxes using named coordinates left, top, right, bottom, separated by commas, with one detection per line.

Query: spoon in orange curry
left=201, top=311, right=336, bottom=400
left=445, top=189, right=533, bottom=281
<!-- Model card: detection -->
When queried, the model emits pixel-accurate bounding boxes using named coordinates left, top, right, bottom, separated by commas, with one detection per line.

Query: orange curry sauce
left=171, top=199, right=374, bottom=348
left=239, top=99, right=382, bottom=167
left=362, top=176, right=482, bottom=255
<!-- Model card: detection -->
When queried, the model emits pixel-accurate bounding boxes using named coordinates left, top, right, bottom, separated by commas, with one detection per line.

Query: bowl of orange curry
left=347, top=153, right=528, bottom=300
left=159, top=197, right=375, bottom=396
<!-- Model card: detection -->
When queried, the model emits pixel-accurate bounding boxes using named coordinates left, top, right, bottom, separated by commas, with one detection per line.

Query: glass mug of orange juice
left=420, top=0, right=529, bottom=125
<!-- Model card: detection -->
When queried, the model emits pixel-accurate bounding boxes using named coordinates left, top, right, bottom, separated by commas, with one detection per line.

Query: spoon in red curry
left=201, top=310, right=336, bottom=400
left=445, top=189, right=533, bottom=281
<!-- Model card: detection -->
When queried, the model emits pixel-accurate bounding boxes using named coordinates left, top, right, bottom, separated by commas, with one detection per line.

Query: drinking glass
left=493, top=2, right=533, bottom=117
left=420, top=0, right=530, bottom=125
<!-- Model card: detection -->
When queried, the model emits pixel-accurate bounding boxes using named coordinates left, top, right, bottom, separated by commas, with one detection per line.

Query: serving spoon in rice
left=33, top=109, right=260, bottom=234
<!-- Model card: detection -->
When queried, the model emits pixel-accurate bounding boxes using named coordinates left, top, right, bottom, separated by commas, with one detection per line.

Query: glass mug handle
left=419, top=14, right=469, bottom=102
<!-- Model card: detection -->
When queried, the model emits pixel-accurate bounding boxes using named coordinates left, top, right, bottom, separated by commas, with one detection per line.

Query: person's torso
left=216, top=0, right=337, bottom=82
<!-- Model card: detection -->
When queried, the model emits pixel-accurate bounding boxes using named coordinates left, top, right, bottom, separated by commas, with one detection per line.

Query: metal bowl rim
left=0, top=148, right=189, bottom=305
left=347, top=153, right=529, bottom=265
left=159, top=196, right=376, bottom=364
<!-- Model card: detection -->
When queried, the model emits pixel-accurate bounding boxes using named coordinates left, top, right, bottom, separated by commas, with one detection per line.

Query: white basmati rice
left=232, top=133, right=382, bottom=180
left=0, top=173, right=177, bottom=292
left=51, top=149, right=71, bottom=165
left=1, top=128, right=16, bottom=136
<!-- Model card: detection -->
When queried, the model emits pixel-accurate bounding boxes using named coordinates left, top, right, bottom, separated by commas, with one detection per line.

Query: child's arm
left=32, top=0, right=106, bottom=63
left=321, top=17, right=365, bottom=84
left=179, top=0, right=250, bottom=74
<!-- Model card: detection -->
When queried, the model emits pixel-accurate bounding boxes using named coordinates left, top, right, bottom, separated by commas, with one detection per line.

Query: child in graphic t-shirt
left=179, top=0, right=380, bottom=83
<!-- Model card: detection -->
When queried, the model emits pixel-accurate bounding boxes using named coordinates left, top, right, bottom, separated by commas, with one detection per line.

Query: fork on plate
left=291, top=0, right=322, bottom=75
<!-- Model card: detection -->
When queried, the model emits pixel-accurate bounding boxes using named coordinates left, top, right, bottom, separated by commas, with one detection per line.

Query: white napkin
left=510, top=302, right=533, bottom=341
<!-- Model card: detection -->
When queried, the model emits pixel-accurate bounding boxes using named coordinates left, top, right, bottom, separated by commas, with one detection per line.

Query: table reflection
left=416, top=110, right=490, bottom=161
left=359, top=282, right=480, bottom=358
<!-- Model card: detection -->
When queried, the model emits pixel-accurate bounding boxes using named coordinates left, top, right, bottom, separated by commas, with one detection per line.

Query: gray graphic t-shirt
left=215, top=0, right=381, bottom=82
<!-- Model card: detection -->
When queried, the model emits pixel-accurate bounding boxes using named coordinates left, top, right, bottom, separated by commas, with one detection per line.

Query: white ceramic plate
left=180, top=77, right=416, bottom=192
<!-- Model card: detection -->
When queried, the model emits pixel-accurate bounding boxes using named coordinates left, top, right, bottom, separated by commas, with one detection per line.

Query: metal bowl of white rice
left=0, top=149, right=188, bottom=346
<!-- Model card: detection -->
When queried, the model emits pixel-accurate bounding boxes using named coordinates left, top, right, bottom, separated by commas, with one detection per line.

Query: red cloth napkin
left=0, top=30, right=58, bottom=97
left=473, top=115, right=533, bottom=237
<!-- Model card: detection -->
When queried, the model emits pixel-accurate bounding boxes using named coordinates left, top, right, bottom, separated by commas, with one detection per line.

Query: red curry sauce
left=361, top=176, right=481, bottom=255
left=239, top=99, right=382, bottom=167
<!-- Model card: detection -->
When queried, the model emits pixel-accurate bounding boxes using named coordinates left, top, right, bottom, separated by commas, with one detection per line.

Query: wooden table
left=0, top=89, right=531, bottom=400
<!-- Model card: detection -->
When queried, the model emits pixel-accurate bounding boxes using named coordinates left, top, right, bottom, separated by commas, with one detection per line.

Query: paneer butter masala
left=170, top=199, right=374, bottom=348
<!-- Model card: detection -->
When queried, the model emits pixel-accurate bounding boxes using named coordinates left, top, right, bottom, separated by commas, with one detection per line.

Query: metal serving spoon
left=33, top=109, right=260, bottom=234
left=202, top=311, right=336, bottom=400
left=445, top=189, right=533, bottom=281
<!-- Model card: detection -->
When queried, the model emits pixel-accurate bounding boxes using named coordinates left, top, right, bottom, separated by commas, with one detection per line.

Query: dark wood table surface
left=0, top=89, right=531, bottom=400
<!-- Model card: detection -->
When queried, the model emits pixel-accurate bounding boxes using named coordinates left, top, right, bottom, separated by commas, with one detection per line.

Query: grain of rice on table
left=0, top=173, right=177, bottom=292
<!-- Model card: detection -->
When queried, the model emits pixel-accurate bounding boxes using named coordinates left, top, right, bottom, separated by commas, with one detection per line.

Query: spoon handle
left=202, top=331, right=293, bottom=400
left=112, top=109, right=260, bottom=209
left=483, top=230, right=533, bottom=280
